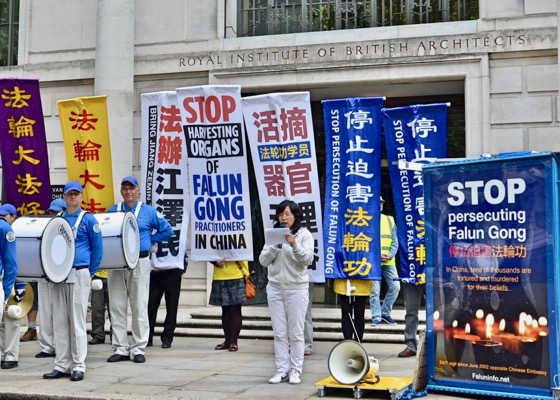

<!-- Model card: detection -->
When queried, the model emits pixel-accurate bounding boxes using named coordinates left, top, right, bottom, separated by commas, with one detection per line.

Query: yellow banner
left=57, top=95, right=114, bottom=211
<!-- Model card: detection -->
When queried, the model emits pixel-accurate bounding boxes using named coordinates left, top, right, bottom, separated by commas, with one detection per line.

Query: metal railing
left=237, top=0, right=478, bottom=37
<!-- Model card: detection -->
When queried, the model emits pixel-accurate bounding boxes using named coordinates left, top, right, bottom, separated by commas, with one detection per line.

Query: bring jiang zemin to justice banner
left=424, top=153, right=557, bottom=397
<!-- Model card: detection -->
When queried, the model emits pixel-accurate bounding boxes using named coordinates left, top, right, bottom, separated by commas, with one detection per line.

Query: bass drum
left=94, top=211, right=140, bottom=269
left=12, top=216, right=75, bottom=283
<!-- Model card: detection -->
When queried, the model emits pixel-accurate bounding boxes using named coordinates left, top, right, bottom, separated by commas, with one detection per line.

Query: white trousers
left=38, top=280, right=55, bottom=354
left=0, top=302, right=20, bottom=362
left=304, top=282, right=314, bottom=351
left=52, top=269, right=90, bottom=373
left=267, top=284, right=308, bottom=375
left=108, top=257, right=150, bottom=357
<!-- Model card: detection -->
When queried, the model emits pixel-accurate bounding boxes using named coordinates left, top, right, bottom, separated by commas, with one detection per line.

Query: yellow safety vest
left=381, top=214, right=396, bottom=267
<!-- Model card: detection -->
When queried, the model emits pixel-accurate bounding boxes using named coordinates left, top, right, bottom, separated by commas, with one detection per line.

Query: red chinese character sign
left=176, top=85, right=253, bottom=262
left=57, top=96, right=114, bottom=211
left=242, top=92, right=325, bottom=283
left=0, top=78, right=52, bottom=215
left=141, top=91, right=189, bottom=269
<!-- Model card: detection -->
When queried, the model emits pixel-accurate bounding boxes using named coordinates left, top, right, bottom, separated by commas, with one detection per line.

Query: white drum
left=94, top=212, right=140, bottom=269
left=12, top=216, right=75, bottom=283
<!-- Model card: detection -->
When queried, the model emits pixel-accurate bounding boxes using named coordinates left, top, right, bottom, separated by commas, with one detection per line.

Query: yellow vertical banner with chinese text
left=57, top=95, right=114, bottom=211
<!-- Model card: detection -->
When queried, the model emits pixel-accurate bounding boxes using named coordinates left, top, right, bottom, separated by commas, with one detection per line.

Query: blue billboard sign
left=424, top=152, right=559, bottom=399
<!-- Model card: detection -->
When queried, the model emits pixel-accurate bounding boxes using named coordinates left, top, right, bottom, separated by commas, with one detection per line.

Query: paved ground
left=0, top=307, right=479, bottom=400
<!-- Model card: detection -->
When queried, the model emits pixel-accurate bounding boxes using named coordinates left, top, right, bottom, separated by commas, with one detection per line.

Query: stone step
left=149, top=306, right=427, bottom=344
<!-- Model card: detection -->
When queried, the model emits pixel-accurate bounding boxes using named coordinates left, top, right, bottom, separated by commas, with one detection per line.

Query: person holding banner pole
left=333, top=279, right=372, bottom=342
left=398, top=282, right=424, bottom=358
left=369, top=197, right=400, bottom=326
left=259, top=200, right=314, bottom=385
left=107, top=176, right=172, bottom=364
left=147, top=257, right=186, bottom=349
left=209, top=259, right=249, bottom=353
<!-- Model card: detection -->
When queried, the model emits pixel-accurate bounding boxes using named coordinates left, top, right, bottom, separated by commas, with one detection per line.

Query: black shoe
left=1, top=361, right=18, bottom=369
left=107, top=354, right=129, bottom=363
left=71, top=371, right=84, bottom=381
left=43, top=370, right=71, bottom=379
left=88, top=337, right=105, bottom=345
left=147, top=341, right=153, bottom=347
left=35, top=351, right=55, bottom=358
left=133, top=354, right=146, bottom=363
left=161, top=341, right=171, bottom=349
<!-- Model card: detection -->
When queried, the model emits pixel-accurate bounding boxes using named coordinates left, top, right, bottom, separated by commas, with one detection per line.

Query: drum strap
left=117, top=201, right=142, bottom=218
left=71, top=210, right=87, bottom=239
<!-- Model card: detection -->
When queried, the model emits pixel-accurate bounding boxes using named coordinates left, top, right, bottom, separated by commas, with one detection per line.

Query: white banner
left=242, top=92, right=324, bottom=283
left=175, top=85, right=253, bottom=262
left=140, top=91, right=189, bottom=269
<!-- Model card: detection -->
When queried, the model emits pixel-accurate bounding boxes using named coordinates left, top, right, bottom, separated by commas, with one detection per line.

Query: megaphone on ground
left=328, top=340, right=380, bottom=385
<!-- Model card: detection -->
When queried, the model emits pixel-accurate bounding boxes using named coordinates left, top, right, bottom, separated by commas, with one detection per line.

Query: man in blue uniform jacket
left=107, top=176, right=172, bottom=364
left=43, top=181, right=103, bottom=382
left=0, top=204, right=20, bottom=370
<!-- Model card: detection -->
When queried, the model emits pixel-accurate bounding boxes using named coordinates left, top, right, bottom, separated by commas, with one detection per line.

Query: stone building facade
left=1, top=0, right=558, bottom=305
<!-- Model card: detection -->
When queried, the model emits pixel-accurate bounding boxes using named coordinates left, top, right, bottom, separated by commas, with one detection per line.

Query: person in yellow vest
left=369, top=197, right=400, bottom=326
left=333, top=279, right=372, bottom=342
left=89, top=269, right=110, bottom=344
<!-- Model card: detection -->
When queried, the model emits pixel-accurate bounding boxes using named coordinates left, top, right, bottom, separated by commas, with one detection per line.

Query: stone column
left=94, top=0, right=135, bottom=198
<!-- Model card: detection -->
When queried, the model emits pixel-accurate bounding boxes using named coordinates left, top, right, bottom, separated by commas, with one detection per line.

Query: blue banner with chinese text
left=323, top=97, right=384, bottom=280
left=383, top=103, right=448, bottom=281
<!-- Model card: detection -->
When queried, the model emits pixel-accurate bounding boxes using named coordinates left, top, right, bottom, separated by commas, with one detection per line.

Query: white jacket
left=259, top=227, right=314, bottom=290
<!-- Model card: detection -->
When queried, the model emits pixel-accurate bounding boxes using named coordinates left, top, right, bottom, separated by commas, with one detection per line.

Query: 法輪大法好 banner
left=0, top=78, right=52, bottom=214
left=57, top=95, right=114, bottom=211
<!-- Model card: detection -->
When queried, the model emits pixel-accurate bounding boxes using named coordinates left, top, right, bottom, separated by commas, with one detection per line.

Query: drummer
left=34, top=198, right=67, bottom=359
left=107, top=175, right=172, bottom=364
left=42, top=182, right=103, bottom=382
left=0, top=204, right=20, bottom=369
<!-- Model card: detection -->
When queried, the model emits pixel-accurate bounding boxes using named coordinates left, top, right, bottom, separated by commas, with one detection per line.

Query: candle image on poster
left=425, top=155, right=554, bottom=393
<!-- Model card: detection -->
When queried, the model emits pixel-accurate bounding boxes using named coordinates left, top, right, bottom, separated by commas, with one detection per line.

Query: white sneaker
left=289, top=369, right=301, bottom=385
left=268, top=372, right=288, bottom=384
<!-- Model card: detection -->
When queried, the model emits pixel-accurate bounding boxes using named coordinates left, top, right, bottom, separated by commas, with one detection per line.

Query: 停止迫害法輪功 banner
left=322, top=97, right=384, bottom=280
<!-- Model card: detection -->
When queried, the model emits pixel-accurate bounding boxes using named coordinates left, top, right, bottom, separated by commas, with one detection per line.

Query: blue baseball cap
left=63, top=181, right=83, bottom=194
left=121, top=175, right=139, bottom=187
left=48, top=198, right=67, bottom=212
left=0, top=203, right=17, bottom=216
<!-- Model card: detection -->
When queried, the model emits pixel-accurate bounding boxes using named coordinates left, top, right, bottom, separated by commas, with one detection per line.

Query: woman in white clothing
left=259, top=200, right=314, bottom=385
